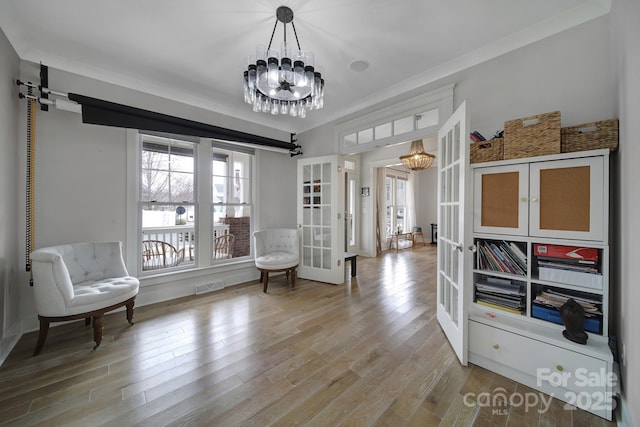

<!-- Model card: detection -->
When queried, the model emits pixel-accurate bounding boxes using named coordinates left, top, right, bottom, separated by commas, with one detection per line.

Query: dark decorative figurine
left=559, top=298, right=588, bottom=344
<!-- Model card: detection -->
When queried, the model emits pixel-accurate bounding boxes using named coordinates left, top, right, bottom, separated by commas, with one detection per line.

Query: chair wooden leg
left=291, top=268, right=296, bottom=288
left=126, top=300, right=135, bottom=325
left=85, top=317, right=91, bottom=326
left=92, top=315, right=104, bottom=350
left=259, top=271, right=264, bottom=282
left=263, top=272, right=269, bottom=293
left=33, top=318, right=50, bottom=356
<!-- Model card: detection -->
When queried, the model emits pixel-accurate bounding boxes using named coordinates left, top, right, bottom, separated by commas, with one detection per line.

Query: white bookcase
left=468, top=149, right=615, bottom=420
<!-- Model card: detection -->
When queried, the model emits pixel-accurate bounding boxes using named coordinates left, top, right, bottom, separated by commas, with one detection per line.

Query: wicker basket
left=470, top=138, right=504, bottom=164
left=561, top=119, right=619, bottom=153
left=504, top=111, right=561, bottom=159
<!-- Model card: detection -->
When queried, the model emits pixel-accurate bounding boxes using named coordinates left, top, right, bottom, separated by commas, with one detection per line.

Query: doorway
left=344, top=157, right=359, bottom=254
left=357, top=136, right=439, bottom=257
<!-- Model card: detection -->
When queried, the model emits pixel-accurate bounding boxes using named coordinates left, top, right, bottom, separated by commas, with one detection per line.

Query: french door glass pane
left=301, top=161, right=333, bottom=271
left=453, top=123, right=461, bottom=162
left=451, top=285, right=459, bottom=325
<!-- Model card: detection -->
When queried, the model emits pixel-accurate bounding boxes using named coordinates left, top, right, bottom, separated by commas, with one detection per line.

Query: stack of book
left=534, top=244, right=602, bottom=289
left=475, top=276, right=526, bottom=315
left=532, top=287, right=603, bottom=334
left=477, top=240, right=527, bottom=275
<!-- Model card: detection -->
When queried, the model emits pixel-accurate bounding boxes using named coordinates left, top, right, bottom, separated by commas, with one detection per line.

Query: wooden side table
left=388, top=232, right=413, bottom=252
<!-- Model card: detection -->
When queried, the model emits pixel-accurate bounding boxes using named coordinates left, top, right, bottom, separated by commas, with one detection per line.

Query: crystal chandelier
left=400, top=140, right=436, bottom=171
left=243, top=6, right=324, bottom=118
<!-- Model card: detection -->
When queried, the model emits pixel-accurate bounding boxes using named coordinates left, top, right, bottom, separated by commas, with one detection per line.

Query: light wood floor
left=0, top=244, right=615, bottom=426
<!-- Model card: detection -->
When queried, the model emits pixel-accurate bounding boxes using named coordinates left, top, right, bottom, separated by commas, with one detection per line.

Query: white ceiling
left=0, top=0, right=610, bottom=134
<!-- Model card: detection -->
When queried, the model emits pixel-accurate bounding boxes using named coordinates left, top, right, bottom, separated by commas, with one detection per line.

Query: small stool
left=345, top=252, right=357, bottom=277
left=412, top=227, right=426, bottom=246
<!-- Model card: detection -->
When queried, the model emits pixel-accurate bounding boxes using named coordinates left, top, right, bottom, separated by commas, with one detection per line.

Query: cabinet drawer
left=469, top=321, right=608, bottom=393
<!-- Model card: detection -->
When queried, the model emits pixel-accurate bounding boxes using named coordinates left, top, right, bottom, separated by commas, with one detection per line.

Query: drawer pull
left=556, top=365, right=564, bottom=372
left=493, top=344, right=500, bottom=349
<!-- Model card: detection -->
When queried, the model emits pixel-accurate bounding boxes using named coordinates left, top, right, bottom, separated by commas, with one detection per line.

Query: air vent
left=195, top=280, right=224, bottom=295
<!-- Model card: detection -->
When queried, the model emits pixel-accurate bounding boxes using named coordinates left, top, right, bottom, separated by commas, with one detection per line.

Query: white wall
left=299, top=16, right=615, bottom=258
left=256, top=149, right=297, bottom=230
left=415, top=166, right=438, bottom=234
left=12, top=62, right=297, bottom=332
left=0, top=28, right=21, bottom=363
left=610, top=0, right=640, bottom=425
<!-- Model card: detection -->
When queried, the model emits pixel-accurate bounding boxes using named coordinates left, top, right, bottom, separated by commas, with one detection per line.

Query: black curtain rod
left=66, top=93, right=297, bottom=151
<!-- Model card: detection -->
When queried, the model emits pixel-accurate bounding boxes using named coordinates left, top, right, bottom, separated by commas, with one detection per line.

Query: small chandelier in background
left=400, top=139, right=436, bottom=171
left=243, top=6, right=324, bottom=118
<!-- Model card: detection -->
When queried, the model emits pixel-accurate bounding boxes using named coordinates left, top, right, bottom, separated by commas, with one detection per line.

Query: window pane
left=141, top=139, right=194, bottom=204
left=416, top=108, right=439, bottom=129
left=170, top=148, right=194, bottom=173
left=232, top=152, right=251, bottom=178
left=141, top=203, right=195, bottom=271
left=375, top=123, right=392, bottom=139
left=142, top=147, right=169, bottom=170
left=397, top=179, right=406, bottom=207
left=344, top=133, right=357, bottom=146
left=385, top=177, right=393, bottom=205
left=397, top=207, right=406, bottom=232
left=170, top=172, right=194, bottom=203
left=142, top=170, right=169, bottom=202
left=393, top=116, right=414, bottom=135
left=213, top=205, right=251, bottom=260
left=386, top=206, right=393, bottom=235
left=358, top=128, right=373, bottom=144
left=212, top=176, right=227, bottom=203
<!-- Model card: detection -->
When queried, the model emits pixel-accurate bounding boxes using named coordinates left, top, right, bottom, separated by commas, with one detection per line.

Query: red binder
left=533, top=244, right=598, bottom=261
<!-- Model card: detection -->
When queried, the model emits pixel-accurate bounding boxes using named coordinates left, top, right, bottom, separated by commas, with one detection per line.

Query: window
left=138, top=134, right=254, bottom=273
left=140, top=137, right=196, bottom=271
left=212, top=147, right=253, bottom=261
left=386, top=174, right=407, bottom=235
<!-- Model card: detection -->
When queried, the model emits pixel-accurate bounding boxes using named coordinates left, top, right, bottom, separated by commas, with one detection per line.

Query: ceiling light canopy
left=243, top=6, right=324, bottom=118
left=400, top=139, right=436, bottom=171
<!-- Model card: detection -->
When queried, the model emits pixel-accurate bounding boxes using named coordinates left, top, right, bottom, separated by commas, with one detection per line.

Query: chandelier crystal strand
left=243, top=6, right=324, bottom=117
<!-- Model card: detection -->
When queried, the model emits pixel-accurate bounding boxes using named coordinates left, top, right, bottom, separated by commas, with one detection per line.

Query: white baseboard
left=616, top=394, right=635, bottom=427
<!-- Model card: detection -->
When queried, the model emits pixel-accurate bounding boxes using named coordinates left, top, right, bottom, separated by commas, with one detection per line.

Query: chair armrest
left=30, top=251, right=63, bottom=263
left=30, top=250, right=75, bottom=315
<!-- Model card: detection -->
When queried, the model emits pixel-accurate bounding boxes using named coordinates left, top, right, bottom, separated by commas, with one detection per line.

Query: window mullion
left=197, top=140, right=212, bottom=265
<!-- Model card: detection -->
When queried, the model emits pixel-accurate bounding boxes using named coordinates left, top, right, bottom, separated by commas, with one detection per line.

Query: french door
left=297, top=155, right=345, bottom=284
left=436, top=101, right=471, bottom=365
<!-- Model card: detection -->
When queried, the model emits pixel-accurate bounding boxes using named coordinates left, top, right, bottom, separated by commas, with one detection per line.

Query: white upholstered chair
left=29, top=241, right=139, bottom=355
left=253, top=229, right=299, bottom=293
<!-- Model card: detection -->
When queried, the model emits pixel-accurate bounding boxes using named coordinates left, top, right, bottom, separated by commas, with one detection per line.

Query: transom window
left=335, top=84, right=453, bottom=154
